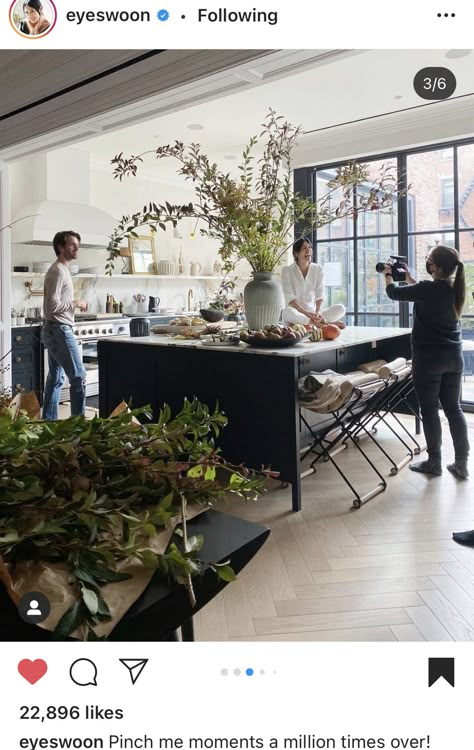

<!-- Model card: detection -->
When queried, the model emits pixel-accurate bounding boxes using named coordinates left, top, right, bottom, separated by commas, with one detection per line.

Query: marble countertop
left=100, top=326, right=412, bottom=357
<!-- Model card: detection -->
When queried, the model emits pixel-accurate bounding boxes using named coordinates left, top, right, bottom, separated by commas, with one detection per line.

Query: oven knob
left=118, top=326, right=125, bottom=332
left=81, top=329, right=87, bottom=335
left=95, top=328, right=100, bottom=334
left=108, top=328, right=113, bottom=334
left=74, top=329, right=79, bottom=336
left=102, top=328, right=107, bottom=334
left=88, top=328, right=94, bottom=334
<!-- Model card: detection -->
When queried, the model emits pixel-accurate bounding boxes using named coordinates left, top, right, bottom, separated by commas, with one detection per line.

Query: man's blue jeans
left=42, top=322, right=86, bottom=420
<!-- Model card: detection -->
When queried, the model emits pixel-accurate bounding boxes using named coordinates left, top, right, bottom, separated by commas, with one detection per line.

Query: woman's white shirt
left=281, top=262, right=324, bottom=309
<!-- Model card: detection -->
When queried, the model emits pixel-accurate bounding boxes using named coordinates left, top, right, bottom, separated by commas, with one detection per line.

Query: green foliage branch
left=0, top=399, right=266, bottom=639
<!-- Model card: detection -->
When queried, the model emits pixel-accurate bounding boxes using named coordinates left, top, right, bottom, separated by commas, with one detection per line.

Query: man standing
left=42, top=230, right=87, bottom=420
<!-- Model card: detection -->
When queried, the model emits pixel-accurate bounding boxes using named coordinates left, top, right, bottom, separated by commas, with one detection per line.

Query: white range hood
left=12, top=199, right=116, bottom=249
left=11, top=148, right=116, bottom=249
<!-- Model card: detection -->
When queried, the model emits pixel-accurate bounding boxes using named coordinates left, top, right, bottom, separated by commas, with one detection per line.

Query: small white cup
left=17, top=316, right=26, bottom=325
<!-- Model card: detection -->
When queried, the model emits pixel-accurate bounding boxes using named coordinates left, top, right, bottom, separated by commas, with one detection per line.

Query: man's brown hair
left=52, top=231, right=81, bottom=256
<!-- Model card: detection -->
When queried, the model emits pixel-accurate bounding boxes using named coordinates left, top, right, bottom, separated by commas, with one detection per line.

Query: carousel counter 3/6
left=98, top=326, right=413, bottom=511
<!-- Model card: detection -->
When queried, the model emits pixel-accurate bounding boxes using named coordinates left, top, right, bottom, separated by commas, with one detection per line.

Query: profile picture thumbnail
left=9, top=0, right=57, bottom=38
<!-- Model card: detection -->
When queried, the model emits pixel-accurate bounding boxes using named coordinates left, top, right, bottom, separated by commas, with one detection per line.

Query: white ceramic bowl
left=32, top=261, right=50, bottom=273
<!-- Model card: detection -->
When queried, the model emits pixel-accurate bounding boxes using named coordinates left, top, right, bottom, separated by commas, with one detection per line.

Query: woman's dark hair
left=292, top=237, right=312, bottom=261
left=53, top=231, right=81, bottom=256
left=431, top=244, right=466, bottom=318
left=23, top=0, right=43, bottom=10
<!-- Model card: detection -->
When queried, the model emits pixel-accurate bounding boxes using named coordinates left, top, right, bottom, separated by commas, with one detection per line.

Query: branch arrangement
left=107, top=109, right=407, bottom=274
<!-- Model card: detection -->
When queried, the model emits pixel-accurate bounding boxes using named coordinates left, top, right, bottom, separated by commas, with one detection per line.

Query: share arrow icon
left=119, top=659, right=149, bottom=685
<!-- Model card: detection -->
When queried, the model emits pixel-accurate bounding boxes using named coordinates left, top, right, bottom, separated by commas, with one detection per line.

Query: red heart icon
left=18, top=659, right=48, bottom=684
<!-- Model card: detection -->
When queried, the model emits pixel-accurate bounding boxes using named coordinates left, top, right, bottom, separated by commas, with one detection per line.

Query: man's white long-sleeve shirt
left=43, top=260, right=74, bottom=325
left=281, top=262, right=325, bottom=310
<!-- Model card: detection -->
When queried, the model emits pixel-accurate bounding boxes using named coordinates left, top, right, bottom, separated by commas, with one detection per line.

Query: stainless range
left=44, top=315, right=130, bottom=401
left=72, top=316, right=130, bottom=340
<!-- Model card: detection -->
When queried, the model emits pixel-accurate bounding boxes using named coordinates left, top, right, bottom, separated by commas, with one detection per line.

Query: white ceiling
left=77, top=48, right=474, bottom=179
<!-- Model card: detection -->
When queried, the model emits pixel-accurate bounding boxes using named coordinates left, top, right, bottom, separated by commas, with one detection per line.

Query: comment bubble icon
left=69, top=658, right=98, bottom=687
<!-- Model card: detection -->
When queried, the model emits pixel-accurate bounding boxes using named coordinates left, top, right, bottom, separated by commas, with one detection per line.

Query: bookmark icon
left=428, top=658, right=455, bottom=687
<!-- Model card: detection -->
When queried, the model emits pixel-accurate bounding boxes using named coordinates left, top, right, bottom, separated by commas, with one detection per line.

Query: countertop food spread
left=102, top=326, right=412, bottom=356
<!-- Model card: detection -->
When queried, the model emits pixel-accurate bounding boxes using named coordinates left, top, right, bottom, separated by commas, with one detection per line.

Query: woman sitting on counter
left=281, top=238, right=346, bottom=327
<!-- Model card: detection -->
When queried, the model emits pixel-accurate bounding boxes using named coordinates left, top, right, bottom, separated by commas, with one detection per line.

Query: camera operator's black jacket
left=386, top=279, right=461, bottom=352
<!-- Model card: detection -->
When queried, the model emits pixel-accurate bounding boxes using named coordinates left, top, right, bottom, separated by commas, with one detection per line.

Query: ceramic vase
left=243, top=272, right=282, bottom=331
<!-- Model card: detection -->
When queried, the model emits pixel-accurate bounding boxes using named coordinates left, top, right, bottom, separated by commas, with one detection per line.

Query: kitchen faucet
left=187, top=288, right=194, bottom=311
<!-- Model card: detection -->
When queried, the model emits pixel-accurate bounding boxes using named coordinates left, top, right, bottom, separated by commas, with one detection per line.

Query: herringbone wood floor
left=194, top=414, right=474, bottom=642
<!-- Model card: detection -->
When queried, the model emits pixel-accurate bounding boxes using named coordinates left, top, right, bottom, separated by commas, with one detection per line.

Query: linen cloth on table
left=298, top=369, right=380, bottom=413
left=357, top=357, right=409, bottom=378
left=358, top=358, right=387, bottom=374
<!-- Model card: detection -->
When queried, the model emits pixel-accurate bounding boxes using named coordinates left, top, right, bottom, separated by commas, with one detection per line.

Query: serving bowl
left=200, top=308, right=225, bottom=323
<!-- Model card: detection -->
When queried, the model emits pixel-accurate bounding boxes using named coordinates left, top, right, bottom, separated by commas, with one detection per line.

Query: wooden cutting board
left=152, top=321, right=238, bottom=335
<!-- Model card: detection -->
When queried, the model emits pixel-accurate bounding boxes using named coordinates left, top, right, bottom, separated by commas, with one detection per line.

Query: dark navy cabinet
left=11, top=326, right=42, bottom=401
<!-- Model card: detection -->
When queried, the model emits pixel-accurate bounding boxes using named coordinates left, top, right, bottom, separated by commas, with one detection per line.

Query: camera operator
left=383, top=244, right=469, bottom=479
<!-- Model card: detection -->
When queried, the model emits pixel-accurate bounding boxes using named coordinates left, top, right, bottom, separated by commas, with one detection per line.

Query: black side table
left=0, top=510, right=269, bottom=642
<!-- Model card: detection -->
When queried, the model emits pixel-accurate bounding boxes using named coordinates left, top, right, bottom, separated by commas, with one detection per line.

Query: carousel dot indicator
left=221, top=669, right=229, bottom=676
left=246, top=668, right=254, bottom=676
left=233, top=668, right=241, bottom=676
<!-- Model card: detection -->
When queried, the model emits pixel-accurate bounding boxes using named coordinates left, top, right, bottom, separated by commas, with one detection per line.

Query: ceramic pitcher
left=190, top=261, right=202, bottom=276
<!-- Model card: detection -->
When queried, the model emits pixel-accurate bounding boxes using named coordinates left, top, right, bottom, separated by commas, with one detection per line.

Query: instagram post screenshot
left=1, top=0, right=474, bottom=747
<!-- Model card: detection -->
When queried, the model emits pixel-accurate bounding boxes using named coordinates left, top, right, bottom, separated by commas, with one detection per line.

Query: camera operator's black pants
left=412, top=348, right=469, bottom=463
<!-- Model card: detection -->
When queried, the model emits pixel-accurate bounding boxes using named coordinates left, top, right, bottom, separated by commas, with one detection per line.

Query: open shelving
left=12, top=272, right=242, bottom=281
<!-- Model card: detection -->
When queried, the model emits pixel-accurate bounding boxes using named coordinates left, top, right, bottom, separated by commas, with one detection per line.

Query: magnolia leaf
left=216, top=565, right=236, bottom=582
left=53, top=600, right=84, bottom=640
left=81, top=586, right=99, bottom=616
left=187, top=465, right=203, bottom=478
left=96, top=593, right=112, bottom=618
left=0, top=531, right=19, bottom=543
left=74, top=566, right=99, bottom=588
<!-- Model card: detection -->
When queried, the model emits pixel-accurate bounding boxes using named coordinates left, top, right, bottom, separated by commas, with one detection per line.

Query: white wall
left=9, top=155, right=250, bottom=315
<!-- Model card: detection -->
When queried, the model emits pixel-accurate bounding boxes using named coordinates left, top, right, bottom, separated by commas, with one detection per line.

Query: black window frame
left=294, top=135, right=474, bottom=410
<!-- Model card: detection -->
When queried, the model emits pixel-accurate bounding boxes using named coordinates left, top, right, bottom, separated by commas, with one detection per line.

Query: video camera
left=375, top=255, right=407, bottom=282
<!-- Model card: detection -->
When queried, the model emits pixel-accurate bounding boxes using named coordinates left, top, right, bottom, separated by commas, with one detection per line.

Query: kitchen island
left=98, top=326, right=413, bottom=511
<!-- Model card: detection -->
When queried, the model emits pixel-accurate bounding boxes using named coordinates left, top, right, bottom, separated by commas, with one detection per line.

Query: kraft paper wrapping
left=8, top=391, right=41, bottom=420
left=1, top=503, right=208, bottom=639
left=2, top=399, right=209, bottom=638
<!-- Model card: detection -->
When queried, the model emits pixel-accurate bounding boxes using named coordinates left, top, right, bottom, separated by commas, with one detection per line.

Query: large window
left=441, top=177, right=455, bottom=209
left=295, top=138, right=474, bottom=407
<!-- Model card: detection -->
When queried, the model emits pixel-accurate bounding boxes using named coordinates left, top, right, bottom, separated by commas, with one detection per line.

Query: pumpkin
left=321, top=324, right=340, bottom=340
